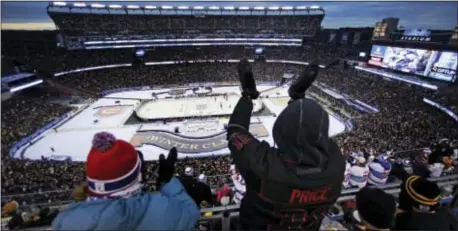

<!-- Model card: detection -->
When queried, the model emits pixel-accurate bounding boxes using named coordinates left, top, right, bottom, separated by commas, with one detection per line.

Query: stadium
left=1, top=2, right=457, bottom=230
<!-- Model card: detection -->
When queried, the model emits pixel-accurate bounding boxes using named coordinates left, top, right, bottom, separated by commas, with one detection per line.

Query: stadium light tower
left=92, top=3, right=106, bottom=8
left=53, top=1, right=66, bottom=6
left=144, top=5, right=156, bottom=10
left=73, top=2, right=86, bottom=7
left=108, top=4, right=122, bottom=9
left=127, top=5, right=140, bottom=9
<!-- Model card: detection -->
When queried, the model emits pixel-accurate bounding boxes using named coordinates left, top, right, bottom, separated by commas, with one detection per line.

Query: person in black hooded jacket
left=178, top=174, right=213, bottom=206
left=226, top=59, right=346, bottom=230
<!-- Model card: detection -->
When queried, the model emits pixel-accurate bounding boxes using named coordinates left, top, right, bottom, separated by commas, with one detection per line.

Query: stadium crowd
left=48, top=12, right=323, bottom=36
left=1, top=41, right=359, bottom=74
left=2, top=61, right=456, bottom=202
left=1, top=47, right=457, bottom=231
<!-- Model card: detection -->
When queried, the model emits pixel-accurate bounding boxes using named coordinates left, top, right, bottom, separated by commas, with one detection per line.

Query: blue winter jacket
left=52, top=177, right=200, bottom=230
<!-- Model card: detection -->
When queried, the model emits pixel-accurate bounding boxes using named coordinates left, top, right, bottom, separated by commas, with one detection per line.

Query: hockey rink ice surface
left=20, top=85, right=346, bottom=161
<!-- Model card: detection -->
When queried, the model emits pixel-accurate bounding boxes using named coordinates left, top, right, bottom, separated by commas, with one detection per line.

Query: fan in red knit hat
left=86, top=132, right=143, bottom=198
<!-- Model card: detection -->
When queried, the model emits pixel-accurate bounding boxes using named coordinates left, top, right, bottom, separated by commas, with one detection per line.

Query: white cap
left=184, top=167, right=194, bottom=176
left=220, top=196, right=230, bottom=206
left=358, top=157, right=366, bottom=164
left=198, top=174, right=207, bottom=183
left=368, top=155, right=375, bottom=162
left=230, top=165, right=237, bottom=174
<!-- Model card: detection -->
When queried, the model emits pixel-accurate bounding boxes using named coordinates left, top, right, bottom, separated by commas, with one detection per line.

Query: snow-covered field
left=22, top=85, right=346, bottom=161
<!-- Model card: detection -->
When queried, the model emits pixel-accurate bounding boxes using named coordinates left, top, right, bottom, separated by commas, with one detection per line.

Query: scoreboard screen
left=369, top=45, right=457, bottom=82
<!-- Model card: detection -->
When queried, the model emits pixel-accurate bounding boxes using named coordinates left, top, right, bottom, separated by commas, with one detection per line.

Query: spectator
left=178, top=172, right=213, bottom=206
left=351, top=187, right=396, bottom=230
left=395, top=175, right=457, bottom=230
left=2, top=200, right=18, bottom=216
left=226, top=60, right=345, bottom=230
left=216, top=184, right=231, bottom=205
left=52, top=132, right=200, bottom=230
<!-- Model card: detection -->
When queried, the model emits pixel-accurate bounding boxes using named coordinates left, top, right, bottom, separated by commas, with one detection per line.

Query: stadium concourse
left=0, top=2, right=457, bottom=231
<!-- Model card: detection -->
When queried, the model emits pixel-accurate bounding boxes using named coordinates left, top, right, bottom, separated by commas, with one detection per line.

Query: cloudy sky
left=1, top=1, right=457, bottom=30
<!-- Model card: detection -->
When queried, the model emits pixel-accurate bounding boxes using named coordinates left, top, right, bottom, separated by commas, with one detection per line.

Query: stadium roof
left=47, top=2, right=324, bottom=14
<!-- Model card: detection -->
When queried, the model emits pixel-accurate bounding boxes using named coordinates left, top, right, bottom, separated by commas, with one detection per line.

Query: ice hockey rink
left=19, top=84, right=347, bottom=161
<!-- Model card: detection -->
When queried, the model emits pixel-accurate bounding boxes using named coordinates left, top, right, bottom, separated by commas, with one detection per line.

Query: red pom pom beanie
left=86, top=132, right=142, bottom=197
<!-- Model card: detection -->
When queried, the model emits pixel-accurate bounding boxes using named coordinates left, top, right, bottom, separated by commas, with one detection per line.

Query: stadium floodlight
left=73, top=3, right=86, bottom=7
left=310, top=5, right=320, bottom=9
left=208, top=6, right=220, bottom=10
left=53, top=2, right=66, bottom=6
left=254, top=6, right=265, bottom=10
left=193, top=6, right=204, bottom=10
left=281, top=6, right=293, bottom=10
left=238, top=6, right=250, bottom=10
left=223, top=6, right=235, bottom=10
left=144, top=5, right=157, bottom=9
left=178, top=6, right=189, bottom=10
left=108, top=4, right=121, bottom=9
left=127, top=5, right=140, bottom=9
left=296, top=6, right=307, bottom=10
left=268, top=6, right=280, bottom=10
left=91, top=3, right=106, bottom=8
left=161, top=6, right=173, bottom=10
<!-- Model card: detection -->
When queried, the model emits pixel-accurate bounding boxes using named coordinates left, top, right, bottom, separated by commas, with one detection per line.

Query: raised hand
left=288, top=63, right=320, bottom=100
left=156, top=147, right=178, bottom=189
left=238, top=58, right=260, bottom=100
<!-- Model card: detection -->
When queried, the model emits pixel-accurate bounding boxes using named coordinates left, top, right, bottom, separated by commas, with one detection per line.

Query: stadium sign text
left=130, top=124, right=268, bottom=153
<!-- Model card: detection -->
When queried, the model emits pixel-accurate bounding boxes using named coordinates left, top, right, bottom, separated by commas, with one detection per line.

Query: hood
left=270, top=98, right=345, bottom=193
left=273, top=98, right=344, bottom=177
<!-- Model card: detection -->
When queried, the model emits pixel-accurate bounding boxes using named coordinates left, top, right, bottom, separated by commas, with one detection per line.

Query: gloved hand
left=288, top=63, right=320, bottom=101
left=238, top=58, right=259, bottom=99
left=156, top=147, right=178, bottom=189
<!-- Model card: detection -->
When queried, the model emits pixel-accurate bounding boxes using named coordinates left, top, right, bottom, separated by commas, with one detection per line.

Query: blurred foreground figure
left=226, top=59, right=345, bottom=230
left=178, top=169, right=213, bottom=206
left=52, top=132, right=199, bottom=230
left=351, top=187, right=396, bottom=230
left=395, top=175, right=457, bottom=230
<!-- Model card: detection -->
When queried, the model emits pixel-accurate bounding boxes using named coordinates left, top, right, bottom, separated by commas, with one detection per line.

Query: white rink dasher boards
left=136, top=95, right=263, bottom=120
